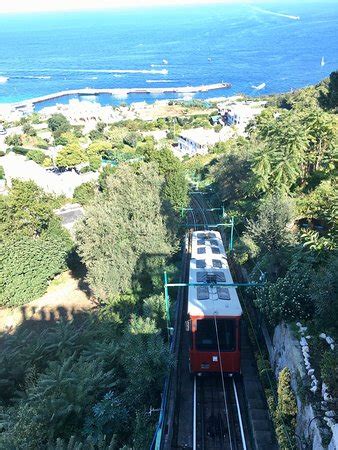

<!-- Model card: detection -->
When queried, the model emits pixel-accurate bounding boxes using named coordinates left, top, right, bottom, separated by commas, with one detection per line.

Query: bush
left=123, top=132, right=140, bottom=148
left=22, top=123, right=37, bottom=137
left=0, top=165, right=4, bottom=180
left=0, top=150, right=6, bottom=157
left=11, top=146, right=30, bottom=155
left=73, top=182, right=97, bottom=206
left=48, top=114, right=70, bottom=136
left=0, top=220, right=73, bottom=307
left=26, top=149, right=47, bottom=165
left=255, top=266, right=314, bottom=326
left=5, top=134, right=23, bottom=147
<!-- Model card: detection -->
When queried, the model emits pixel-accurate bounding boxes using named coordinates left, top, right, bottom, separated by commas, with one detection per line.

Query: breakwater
left=13, top=83, right=231, bottom=109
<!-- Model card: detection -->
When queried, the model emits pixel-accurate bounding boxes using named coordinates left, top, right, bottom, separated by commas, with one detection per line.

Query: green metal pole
left=163, top=271, right=171, bottom=335
left=229, top=217, right=234, bottom=251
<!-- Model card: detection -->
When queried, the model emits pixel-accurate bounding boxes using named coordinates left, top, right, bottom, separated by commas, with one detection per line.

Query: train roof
left=188, top=230, right=242, bottom=318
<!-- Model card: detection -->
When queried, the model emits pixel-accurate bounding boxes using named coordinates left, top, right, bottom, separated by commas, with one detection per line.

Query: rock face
left=266, top=322, right=325, bottom=449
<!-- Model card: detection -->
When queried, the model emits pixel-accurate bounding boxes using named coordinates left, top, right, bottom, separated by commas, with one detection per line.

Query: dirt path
left=0, top=272, right=95, bottom=333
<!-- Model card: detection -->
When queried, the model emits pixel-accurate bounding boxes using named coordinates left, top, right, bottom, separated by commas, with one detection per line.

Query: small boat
left=162, top=59, right=169, bottom=65
left=321, top=56, right=325, bottom=67
left=251, top=82, right=266, bottom=90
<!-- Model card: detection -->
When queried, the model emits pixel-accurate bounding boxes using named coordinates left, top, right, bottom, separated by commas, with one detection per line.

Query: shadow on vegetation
left=0, top=297, right=168, bottom=449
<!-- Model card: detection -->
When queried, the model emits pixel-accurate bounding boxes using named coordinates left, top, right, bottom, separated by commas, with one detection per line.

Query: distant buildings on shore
left=176, top=100, right=265, bottom=156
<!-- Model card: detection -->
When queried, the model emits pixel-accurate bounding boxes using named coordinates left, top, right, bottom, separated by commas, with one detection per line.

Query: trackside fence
left=150, top=235, right=189, bottom=450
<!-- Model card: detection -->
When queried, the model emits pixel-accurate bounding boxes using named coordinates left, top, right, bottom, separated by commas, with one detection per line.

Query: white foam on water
left=146, top=79, right=175, bottom=83
left=252, top=6, right=300, bottom=20
left=0, top=76, right=9, bottom=84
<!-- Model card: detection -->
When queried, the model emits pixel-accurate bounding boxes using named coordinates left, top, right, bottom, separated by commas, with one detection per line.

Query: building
left=218, top=101, right=265, bottom=134
left=177, top=127, right=231, bottom=156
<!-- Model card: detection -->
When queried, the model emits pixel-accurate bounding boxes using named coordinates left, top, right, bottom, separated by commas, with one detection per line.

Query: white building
left=218, top=101, right=265, bottom=134
left=177, top=127, right=232, bottom=157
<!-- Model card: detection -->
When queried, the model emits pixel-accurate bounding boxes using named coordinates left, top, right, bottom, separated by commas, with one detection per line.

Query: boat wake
left=252, top=6, right=300, bottom=20
left=146, top=79, right=175, bottom=83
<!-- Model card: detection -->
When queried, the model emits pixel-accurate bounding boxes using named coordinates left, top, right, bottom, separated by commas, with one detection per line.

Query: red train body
left=187, top=231, right=242, bottom=374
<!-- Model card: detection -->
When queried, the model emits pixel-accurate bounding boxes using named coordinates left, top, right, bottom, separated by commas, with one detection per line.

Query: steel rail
left=232, top=378, right=247, bottom=450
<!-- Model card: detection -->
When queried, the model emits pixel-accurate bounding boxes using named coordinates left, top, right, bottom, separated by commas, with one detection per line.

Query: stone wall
left=266, top=322, right=326, bottom=449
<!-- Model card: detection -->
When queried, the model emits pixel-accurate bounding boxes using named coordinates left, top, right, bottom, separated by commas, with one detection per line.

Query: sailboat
left=321, top=57, right=325, bottom=67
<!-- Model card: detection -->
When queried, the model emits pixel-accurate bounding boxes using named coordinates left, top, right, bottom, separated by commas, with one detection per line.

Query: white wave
left=146, top=79, right=175, bottom=83
left=252, top=6, right=300, bottom=20
left=26, top=75, right=51, bottom=79
left=110, top=69, right=169, bottom=75
left=0, top=76, right=9, bottom=83
left=69, top=68, right=169, bottom=75
left=113, top=74, right=124, bottom=78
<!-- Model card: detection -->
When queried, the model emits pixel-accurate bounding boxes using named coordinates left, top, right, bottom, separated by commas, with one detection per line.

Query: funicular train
left=187, top=230, right=242, bottom=374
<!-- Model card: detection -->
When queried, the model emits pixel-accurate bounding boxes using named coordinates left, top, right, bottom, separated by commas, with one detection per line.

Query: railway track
left=172, top=192, right=251, bottom=450
left=194, top=375, right=248, bottom=450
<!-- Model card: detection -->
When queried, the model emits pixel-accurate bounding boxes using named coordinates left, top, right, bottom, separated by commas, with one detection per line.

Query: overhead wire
left=214, top=314, right=234, bottom=450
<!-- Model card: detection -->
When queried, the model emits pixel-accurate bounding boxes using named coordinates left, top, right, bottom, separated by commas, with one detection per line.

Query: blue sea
left=0, top=1, right=337, bottom=109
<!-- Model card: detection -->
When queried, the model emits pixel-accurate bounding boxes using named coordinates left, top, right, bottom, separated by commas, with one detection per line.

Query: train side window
left=196, top=259, right=206, bottom=269
left=211, top=247, right=220, bottom=254
left=197, top=247, right=206, bottom=254
left=195, top=319, right=236, bottom=351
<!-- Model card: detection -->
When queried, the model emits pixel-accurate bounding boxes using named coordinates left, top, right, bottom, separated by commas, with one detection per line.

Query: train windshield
left=195, top=319, right=236, bottom=352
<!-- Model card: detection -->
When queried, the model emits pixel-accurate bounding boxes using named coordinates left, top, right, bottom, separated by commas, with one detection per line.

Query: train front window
left=195, top=319, right=236, bottom=352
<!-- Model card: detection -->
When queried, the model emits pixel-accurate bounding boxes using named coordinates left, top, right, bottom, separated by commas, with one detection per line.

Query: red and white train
left=187, top=230, right=242, bottom=374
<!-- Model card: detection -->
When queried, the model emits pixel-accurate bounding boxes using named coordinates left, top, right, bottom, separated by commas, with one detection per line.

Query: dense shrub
left=0, top=220, right=73, bottom=307
left=27, top=149, right=47, bottom=165
left=73, top=182, right=97, bottom=206
left=254, top=267, right=314, bottom=326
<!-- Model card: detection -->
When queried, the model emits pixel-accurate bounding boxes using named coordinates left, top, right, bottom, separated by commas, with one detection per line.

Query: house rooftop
left=179, top=127, right=223, bottom=147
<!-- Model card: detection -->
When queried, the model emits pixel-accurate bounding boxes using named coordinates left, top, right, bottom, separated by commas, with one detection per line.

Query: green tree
left=26, top=149, right=47, bottom=165
left=0, top=179, right=55, bottom=236
left=48, top=114, right=71, bottom=138
left=251, top=110, right=308, bottom=193
left=0, top=219, right=73, bottom=307
left=22, top=122, right=37, bottom=137
left=139, top=143, right=189, bottom=210
left=122, top=315, right=170, bottom=409
left=73, top=182, right=97, bottom=206
left=300, top=108, right=335, bottom=176
left=319, top=70, right=338, bottom=110
left=76, top=163, right=173, bottom=301
left=5, top=133, right=23, bottom=147
left=244, top=196, right=295, bottom=277
left=56, top=142, right=86, bottom=169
